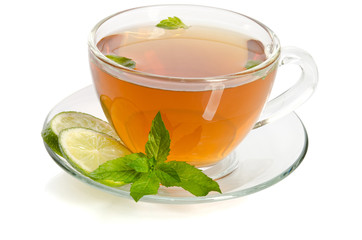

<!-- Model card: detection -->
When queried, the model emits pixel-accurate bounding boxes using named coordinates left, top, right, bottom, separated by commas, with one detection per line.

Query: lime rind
left=50, top=111, right=120, bottom=140
left=41, top=111, right=120, bottom=156
left=97, top=179, right=127, bottom=187
left=41, top=122, right=63, bottom=156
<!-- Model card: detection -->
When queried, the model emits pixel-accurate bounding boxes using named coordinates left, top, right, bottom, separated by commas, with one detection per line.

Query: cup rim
left=88, top=4, right=281, bottom=83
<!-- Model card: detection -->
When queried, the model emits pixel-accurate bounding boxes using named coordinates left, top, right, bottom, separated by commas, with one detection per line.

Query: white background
left=1, top=0, right=361, bottom=239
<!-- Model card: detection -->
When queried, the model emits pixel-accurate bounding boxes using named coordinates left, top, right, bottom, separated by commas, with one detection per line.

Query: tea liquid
left=91, top=25, right=276, bottom=167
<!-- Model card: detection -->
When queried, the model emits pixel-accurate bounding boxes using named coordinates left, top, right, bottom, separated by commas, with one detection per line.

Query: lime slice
left=42, top=111, right=119, bottom=156
left=59, top=127, right=131, bottom=186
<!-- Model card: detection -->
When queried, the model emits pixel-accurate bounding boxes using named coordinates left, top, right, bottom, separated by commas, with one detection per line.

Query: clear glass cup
left=88, top=4, right=318, bottom=176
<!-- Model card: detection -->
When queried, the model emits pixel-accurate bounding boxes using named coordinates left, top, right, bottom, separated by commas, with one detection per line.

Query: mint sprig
left=90, top=112, right=221, bottom=202
left=156, top=16, right=189, bottom=30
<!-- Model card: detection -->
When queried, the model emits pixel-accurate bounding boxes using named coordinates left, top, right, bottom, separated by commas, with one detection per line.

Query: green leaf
left=130, top=172, right=160, bottom=202
left=145, top=112, right=171, bottom=163
left=126, top=153, right=149, bottom=173
left=156, top=16, right=189, bottom=30
left=89, top=154, right=141, bottom=183
left=105, top=55, right=136, bottom=69
left=245, top=60, right=262, bottom=69
left=155, top=163, right=181, bottom=187
left=167, top=161, right=221, bottom=196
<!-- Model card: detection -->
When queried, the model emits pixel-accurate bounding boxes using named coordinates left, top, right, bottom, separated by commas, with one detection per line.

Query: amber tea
left=90, top=25, right=276, bottom=167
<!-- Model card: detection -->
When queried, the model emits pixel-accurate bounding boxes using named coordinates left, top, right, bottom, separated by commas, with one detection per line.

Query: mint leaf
left=105, top=55, right=136, bottom=69
left=156, top=16, right=189, bottom=30
left=89, top=155, right=141, bottom=183
left=130, top=172, right=160, bottom=202
left=155, top=163, right=181, bottom=187
left=245, top=60, right=262, bottom=69
left=167, top=161, right=221, bottom=196
left=145, top=112, right=170, bottom=163
left=126, top=153, right=149, bottom=173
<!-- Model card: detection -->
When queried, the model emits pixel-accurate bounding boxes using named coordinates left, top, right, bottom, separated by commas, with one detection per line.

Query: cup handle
left=254, top=46, right=318, bottom=129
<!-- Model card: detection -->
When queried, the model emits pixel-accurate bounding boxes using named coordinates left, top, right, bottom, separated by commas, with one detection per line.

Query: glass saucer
left=42, top=85, right=308, bottom=204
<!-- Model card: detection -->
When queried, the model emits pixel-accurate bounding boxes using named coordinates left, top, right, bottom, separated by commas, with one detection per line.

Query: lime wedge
left=42, top=111, right=119, bottom=156
left=58, top=127, right=131, bottom=186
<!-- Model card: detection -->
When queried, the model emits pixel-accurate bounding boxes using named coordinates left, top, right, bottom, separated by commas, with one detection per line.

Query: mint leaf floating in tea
left=105, top=55, right=136, bottom=69
left=90, top=111, right=221, bottom=202
left=156, top=16, right=189, bottom=30
left=245, top=60, right=263, bottom=69
left=245, top=39, right=266, bottom=70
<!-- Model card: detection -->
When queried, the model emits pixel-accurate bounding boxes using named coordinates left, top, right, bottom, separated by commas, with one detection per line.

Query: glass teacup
left=88, top=5, right=318, bottom=174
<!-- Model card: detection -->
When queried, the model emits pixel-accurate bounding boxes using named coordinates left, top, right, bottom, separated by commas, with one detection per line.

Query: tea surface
left=97, top=26, right=265, bottom=77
